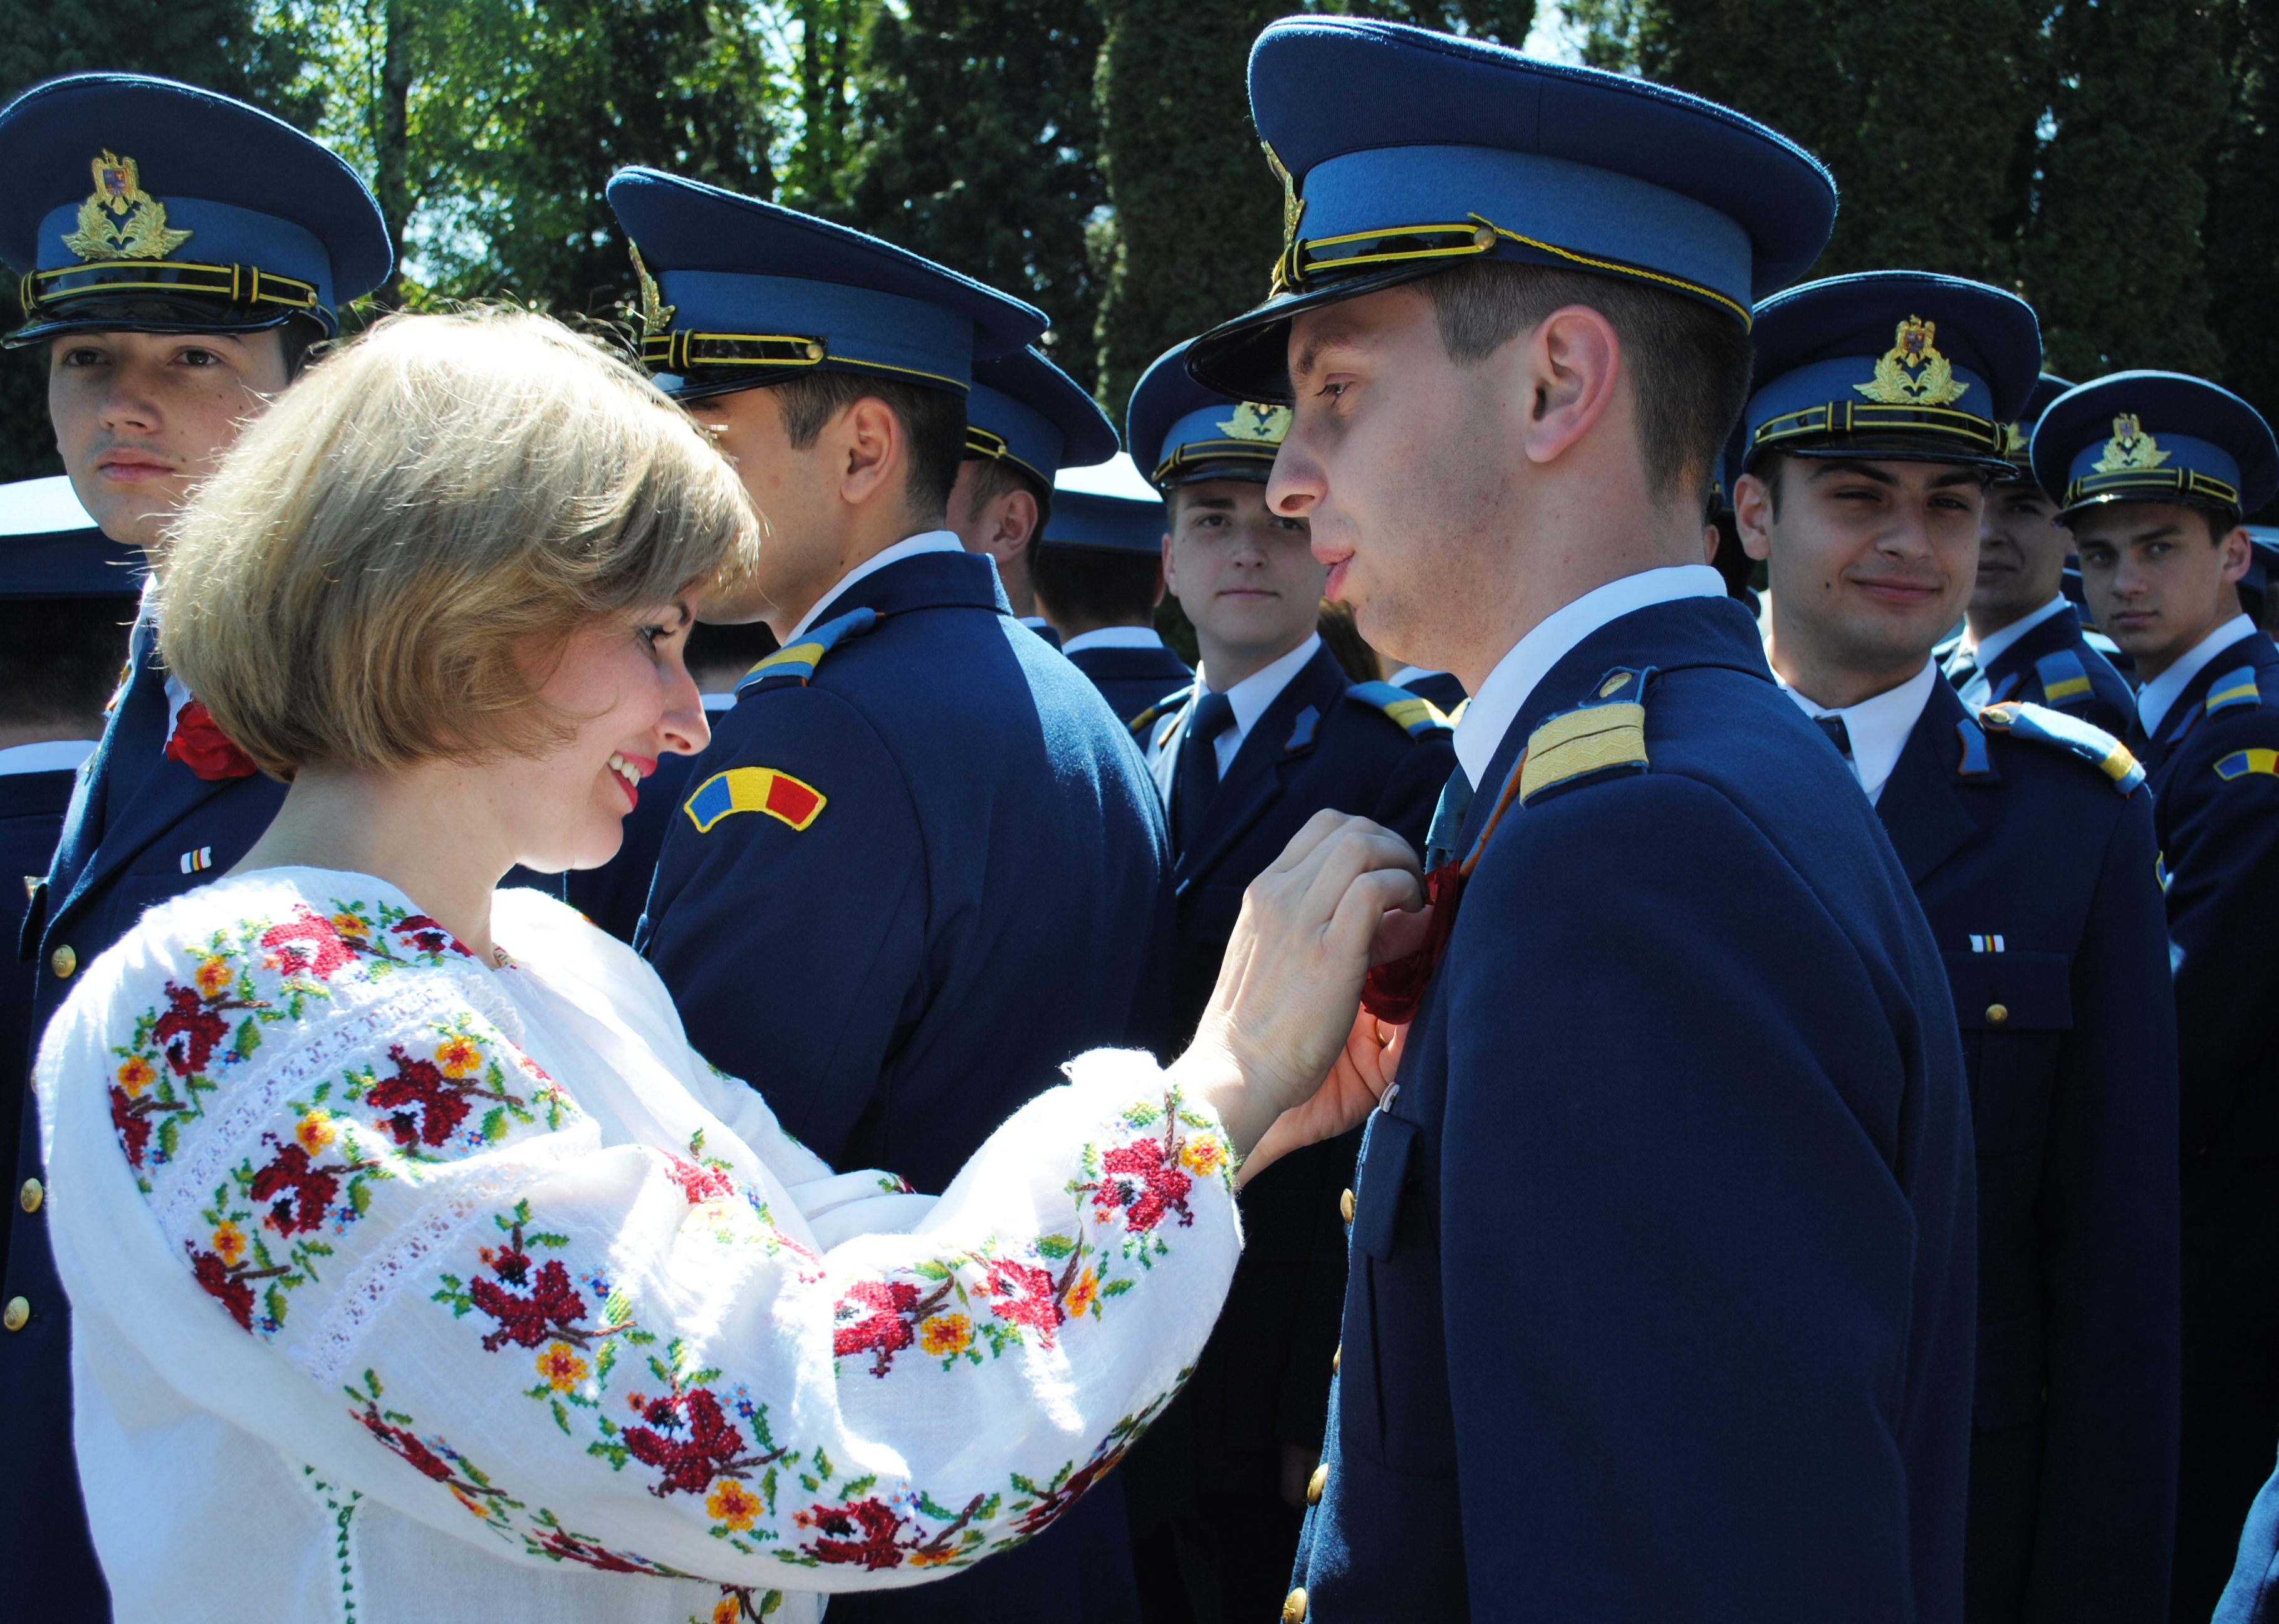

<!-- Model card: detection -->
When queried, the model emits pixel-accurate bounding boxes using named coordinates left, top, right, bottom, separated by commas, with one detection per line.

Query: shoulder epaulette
left=2204, top=665, right=2263, bottom=719
left=2033, top=648, right=2094, bottom=705
left=1129, top=683, right=1196, bottom=739
left=1979, top=700, right=2146, bottom=794
left=736, top=606, right=879, bottom=694
left=1344, top=679, right=1451, bottom=739
left=2083, top=628, right=2124, bottom=655
left=1517, top=666, right=1652, bottom=806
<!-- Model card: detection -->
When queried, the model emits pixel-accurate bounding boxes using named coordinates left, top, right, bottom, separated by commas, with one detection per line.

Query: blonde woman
left=32, top=311, right=1419, bottom=1624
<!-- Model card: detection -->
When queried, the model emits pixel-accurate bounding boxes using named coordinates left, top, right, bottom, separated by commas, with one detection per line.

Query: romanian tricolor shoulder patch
left=684, top=767, right=828, bottom=834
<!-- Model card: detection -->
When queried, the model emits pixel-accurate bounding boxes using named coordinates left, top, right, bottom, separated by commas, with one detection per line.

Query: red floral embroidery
left=248, top=1137, right=373, bottom=1236
left=622, top=1384, right=781, bottom=1497
left=366, top=1045, right=471, bottom=1146
left=164, top=698, right=258, bottom=781
left=187, top=1241, right=286, bottom=1330
left=1089, top=1137, right=1194, bottom=1234
left=393, top=914, right=471, bottom=958
left=153, top=983, right=233, bottom=1076
left=469, top=1225, right=594, bottom=1352
left=258, top=908, right=362, bottom=981
left=832, top=1276, right=952, bottom=1378
left=977, top=1257, right=1068, bottom=1346
left=796, top=1492, right=988, bottom=1571
left=535, top=1525, right=653, bottom=1573
left=664, top=1153, right=736, bottom=1204
left=109, top=1085, right=185, bottom=1170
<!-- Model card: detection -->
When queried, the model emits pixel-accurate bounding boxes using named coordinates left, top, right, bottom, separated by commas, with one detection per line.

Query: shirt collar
left=699, top=691, right=737, bottom=713
left=1968, top=593, right=2069, bottom=670
left=1783, top=657, right=1939, bottom=804
left=1453, top=565, right=1725, bottom=789
left=786, top=530, right=964, bottom=643
left=1062, top=626, right=1165, bottom=655
left=1201, top=632, right=1322, bottom=747
left=1387, top=664, right=1451, bottom=689
left=2137, top=613, right=2260, bottom=735
left=0, top=737, right=98, bottom=777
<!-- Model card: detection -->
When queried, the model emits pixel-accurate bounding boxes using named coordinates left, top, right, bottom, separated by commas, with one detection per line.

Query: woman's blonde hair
left=160, top=308, right=759, bottom=778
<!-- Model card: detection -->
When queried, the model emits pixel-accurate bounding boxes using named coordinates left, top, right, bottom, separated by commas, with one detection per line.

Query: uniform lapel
left=48, top=616, right=172, bottom=916
left=1174, top=646, right=1344, bottom=889
left=1873, top=681, right=1993, bottom=885
left=2141, top=632, right=2279, bottom=781
left=1982, top=603, right=2080, bottom=693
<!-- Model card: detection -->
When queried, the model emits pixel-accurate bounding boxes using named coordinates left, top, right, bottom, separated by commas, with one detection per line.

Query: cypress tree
left=2205, top=0, right=2279, bottom=513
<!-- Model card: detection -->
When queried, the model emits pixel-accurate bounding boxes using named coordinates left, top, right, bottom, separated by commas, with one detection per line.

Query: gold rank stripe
left=1517, top=701, right=1648, bottom=804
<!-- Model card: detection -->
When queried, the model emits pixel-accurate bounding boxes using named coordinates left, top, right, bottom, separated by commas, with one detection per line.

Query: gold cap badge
left=1218, top=402, right=1291, bottom=444
left=629, top=243, right=675, bottom=338
left=1854, top=316, right=1970, bottom=408
left=61, top=151, right=192, bottom=263
left=2092, top=413, right=2170, bottom=474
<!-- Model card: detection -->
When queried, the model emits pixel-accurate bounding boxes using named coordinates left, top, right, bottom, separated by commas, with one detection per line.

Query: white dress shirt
left=1196, top=632, right=1321, bottom=778
left=1783, top=658, right=1941, bottom=804
left=2136, top=613, right=2260, bottom=737
left=1387, top=664, right=1453, bottom=690
left=784, top=529, right=964, bottom=643
left=1061, top=626, right=1166, bottom=656
left=0, top=737, right=97, bottom=777
left=1452, top=565, right=1726, bottom=790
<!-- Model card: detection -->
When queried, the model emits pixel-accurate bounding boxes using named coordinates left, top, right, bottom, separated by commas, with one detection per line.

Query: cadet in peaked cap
left=1939, top=372, right=2138, bottom=736
left=949, top=344, right=1119, bottom=646
left=1119, top=336, right=1452, bottom=1624
left=0, top=75, right=389, bottom=1622
left=1739, top=272, right=2180, bottom=1624
left=1033, top=455, right=1194, bottom=723
left=2032, top=372, right=2279, bottom=1621
left=1180, top=22, right=1979, bottom=1623
left=608, top=170, right=1165, bottom=1624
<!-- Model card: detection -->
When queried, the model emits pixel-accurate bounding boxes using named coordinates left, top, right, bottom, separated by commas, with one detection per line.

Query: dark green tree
left=833, top=0, right=1108, bottom=360
left=2205, top=0, right=2279, bottom=511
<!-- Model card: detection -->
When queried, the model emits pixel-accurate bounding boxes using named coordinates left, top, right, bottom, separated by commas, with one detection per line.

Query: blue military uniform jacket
left=557, top=749, right=698, bottom=944
left=1939, top=603, right=2137, bottom=739
left=1878, top=681, right=2178, bottom=1622
left=1, top=766, right=74, bottom=1249
left=1392, top=669, right=1468, bottom=713
left=1290, top=596, right=1977, bottom=1621
left=9, top=613, right=286, bottom=1620
left=1064, top=640, right=1192, bottom=727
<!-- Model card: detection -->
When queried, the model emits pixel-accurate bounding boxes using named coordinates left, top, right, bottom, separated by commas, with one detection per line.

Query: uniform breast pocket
left=1343, top=1113, right=1458, bottom=1475
left=1186, top=882, right=1245, bottom=948
left=1944, top=950, right=2072, bottom=1157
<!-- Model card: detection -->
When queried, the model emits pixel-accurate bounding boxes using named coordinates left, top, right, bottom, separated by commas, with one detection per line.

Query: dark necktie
left=102, top=612, right=171, bottom=820
left=1174, top=690, right=1237, bottom=853
left=1423, top=765, right=1474, bottom=871
left=1815, top=714, right=1854, bottom=760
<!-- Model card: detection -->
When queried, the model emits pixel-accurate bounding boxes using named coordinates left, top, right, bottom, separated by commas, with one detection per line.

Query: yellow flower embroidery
left=1179, top=1136, right=1228, bottom=1179
left=212, top=1220, right=246, bottom=1266
left=329, top=912, right=369, bottom=939
left=706, top=1478, right=762, bottom=1531
left=435, top=1035, right=482, bottom=1079
left=295, top=1111, right=338, bottom=1157
left=712, top=1601, right=742, bottom=1624
left=1065, top=1268, right=1100, bottom=1320
left=908, top=1547, right=961, bottom=1568
left=194, top=955, right=234, bottom=997
left=919, top=1313, right=973, bottom=1356
left=535, top=1341, right=588, bottom=1393
left=115, top=1055, right=156, bottom=1096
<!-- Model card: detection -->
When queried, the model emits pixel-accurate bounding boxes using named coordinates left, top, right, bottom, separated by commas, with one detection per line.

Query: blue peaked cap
left=606, top=168, right=1046, bottom=400
left=1186, top=18, right=1837, bottom=400
left=2031, top=371, right=2278, bottom=520
left=966, top=347, right=1117, bottom=487
left=1744, top=271, right=2041, bottom=474
left=0, top=475, right=144, bottom=597
left=0, top=73, right=389, bottom=345
left=1997, top=372, right=2073, bottom=479
left=1129, top=341, right=1290, bottom=490
left=1043, top=488, right=1166, bottom=555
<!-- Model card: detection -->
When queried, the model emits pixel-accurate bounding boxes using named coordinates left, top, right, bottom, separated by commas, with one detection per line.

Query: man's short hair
left=1419, top=261, right=1753, bottom=506
left=161, top=308, right=759, bottom=779
left=1031, top=547, right=1162, bottom=628
left=773, top=371, right=966, bottom=521
left=0, top=598, right=132, bottom=731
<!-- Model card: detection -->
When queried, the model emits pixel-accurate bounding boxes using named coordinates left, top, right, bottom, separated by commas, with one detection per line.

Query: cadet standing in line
left=1034, top=459, right=1195, bottom=724
left=948, top=344, right=1119, bottom=647
left=1739, top=272, right=2180, bottom=1622
left=1117, top=336, right=1452, bottom=1624
left=0, top=74, right=389, bottom=1620
left=2031, top=373, right=2279, bottom=1623
left=1939, top=372, right=2137, bottom=736
left=612, top=167, right=1165, bottom=1624
left=1186, top=20, right=1976, bottom=1620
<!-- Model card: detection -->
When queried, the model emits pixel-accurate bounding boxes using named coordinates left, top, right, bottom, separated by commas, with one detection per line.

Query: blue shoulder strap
left=2204, top=665, right=2263, bottom=720
left=1344, top=679, right=1452, bottom=739
left=1129, top=682, right=1196, bottom=739
left=2032, top=648, right=2094, bottom=705
left=736, top=607, right=880, bottom=695
left=1979, top=700, right=2146, bottom=794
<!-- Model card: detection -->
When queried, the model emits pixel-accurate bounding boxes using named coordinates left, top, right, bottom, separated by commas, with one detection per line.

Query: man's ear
left=1160, top=529, right=1180, bottom=599
left=2220, top=523, right=2255, bottom=586
left=1734, top=470, right=1775, bottom=562
left=987, top=485, right=1038, bottom=558
left=833, top=395, right=905, bottom=508
left=1521, top=304, right=1622, bottom=469
left=1150, top=558, right=1168, bottom=610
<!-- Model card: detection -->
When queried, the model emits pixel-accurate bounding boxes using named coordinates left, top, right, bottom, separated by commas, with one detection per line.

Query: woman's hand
left=1240, top=1006, right=1409, bottom=1187
left=1168, top=811, right=1424, bottom=1169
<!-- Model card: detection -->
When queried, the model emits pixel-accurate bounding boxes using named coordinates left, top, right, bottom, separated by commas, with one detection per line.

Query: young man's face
left=1738, top=455, right=1984, bottom=687
left=2072, top=501, right=2251, bottom=670
left=1162, top=477, right=1321, bottom=668
left=1271, top=285, right=1515, bottom=667
left=684, top=385, right=837, bottom=632
left=1971, top=477, right=2068, bottom=629
left=49, top=328, right=291, bottom=550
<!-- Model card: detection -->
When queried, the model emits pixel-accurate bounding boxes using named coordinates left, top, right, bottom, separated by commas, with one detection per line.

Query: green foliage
left=833, top=0, right=1106, bottom=361
left=2207, top=0, right=2279, bottom=510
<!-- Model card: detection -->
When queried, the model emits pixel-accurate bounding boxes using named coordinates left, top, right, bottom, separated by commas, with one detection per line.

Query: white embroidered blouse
left=34, top=870, right=1237, bottom=1623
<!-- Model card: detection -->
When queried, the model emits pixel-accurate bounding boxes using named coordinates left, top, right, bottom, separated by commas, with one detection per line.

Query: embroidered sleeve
left=44, top=878, right=1236, bottom=1592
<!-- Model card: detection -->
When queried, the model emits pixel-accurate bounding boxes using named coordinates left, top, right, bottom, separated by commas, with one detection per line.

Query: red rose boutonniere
left=165, top=699, right=259, bottom=781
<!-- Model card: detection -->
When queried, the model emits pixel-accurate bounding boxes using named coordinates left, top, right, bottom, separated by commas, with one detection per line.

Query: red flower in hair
left=165, top=699, right=258, bottom=781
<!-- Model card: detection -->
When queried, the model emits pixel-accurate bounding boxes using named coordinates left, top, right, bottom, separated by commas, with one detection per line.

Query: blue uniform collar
left=795, top=543, right=1007, bottom=634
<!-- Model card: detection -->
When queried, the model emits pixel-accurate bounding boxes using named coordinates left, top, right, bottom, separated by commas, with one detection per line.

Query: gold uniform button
left=1282, top=1586, right=1309, bottom=1623
left=3, top=1296, right=28, bottom=1333
left=50, top=944, right=76, bottom=979
left=1339, top=1187, right=1355, bottom=1224
left=1986, top=1002, right=2009, bottom=1025
left=19, top=1178, right=41, bottom=1214
left=1306, top=1462, right=1328, bottom=1505
left=1332, top=1343, right=1340, bottom=1374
